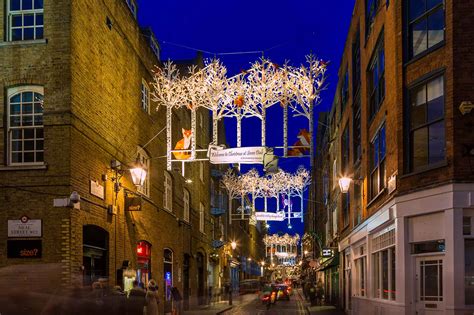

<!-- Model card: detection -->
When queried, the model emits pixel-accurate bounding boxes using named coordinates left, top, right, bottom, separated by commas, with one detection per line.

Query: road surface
left=225, top=291, right=308, bottom=315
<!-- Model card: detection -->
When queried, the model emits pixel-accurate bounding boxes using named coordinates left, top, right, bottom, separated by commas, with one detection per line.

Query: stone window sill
left=0, top=164, right=47, bottom=171
left=0, top=39, right=47, bottom=47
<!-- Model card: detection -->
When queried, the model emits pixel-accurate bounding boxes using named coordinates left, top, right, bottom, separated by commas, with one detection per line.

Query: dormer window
left=150, top=35, right=160, bottom=61
left=125, top=0, right=137, bottom=19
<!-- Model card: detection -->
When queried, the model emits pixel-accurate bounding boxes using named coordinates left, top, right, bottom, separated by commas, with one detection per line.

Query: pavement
left=296, top=289, right=346, bottom=315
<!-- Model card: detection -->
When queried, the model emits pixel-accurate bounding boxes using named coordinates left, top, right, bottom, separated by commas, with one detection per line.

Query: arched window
left=7, top=86, right=44, bottom=165
left=136, top=146, right=150, bottom=196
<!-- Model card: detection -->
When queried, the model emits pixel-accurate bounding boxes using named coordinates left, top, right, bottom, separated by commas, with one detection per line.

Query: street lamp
left=130, top=158, right=147, bottom=187
left=338, top=177, right=352, bottom=194
left=231, top=241, right=237, bottom=250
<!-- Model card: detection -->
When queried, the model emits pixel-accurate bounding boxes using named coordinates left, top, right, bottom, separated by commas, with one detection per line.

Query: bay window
left=7, top=86, right=44, bottom=165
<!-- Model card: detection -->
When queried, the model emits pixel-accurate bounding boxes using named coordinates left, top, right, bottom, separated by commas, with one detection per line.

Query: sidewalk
left=297, top=288, right=346, bottom=315
left=183, top=294, right=239, bottom=315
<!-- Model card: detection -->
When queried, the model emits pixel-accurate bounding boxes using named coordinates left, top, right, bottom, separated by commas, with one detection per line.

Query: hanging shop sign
left=322, top=248, right=335, bottom=258
left=211, top=240, right=225, bottom=249
left=254, top=212, right=285, bottom=221
left=211, top=207, right=226, bottom=216
left=125, top=192, right=142, bottom=211
left=208, top=146, right=266, bottom=165
left=8, top=216, right=42, bottom=237
left=90, top=180, right=105, bottom=200
left=7, top=239, right=42, bottom=258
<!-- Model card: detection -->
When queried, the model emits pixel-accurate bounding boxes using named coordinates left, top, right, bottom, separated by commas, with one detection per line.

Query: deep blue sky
left=138, top=0, right=355, bottom=236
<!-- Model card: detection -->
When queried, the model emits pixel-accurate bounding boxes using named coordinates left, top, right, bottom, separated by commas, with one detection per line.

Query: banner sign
left=211, top=207, right=226, bottom=216
left=7, top=240, right=42, bottom=258
left=208, top=146, right=266, bottom=164
left=211, top=240, right=225, bottom=249
left=254, top=212, right=285, bottom=221
left=8, top=216, right=42, bottom=237
left=125, top=192, right=142, bottom=211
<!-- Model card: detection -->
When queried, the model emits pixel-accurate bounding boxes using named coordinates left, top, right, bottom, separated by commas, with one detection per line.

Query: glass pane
left=24, top=128, right=34, bottom=139
left=380, top=160, right=386, bottom=189
left=410, top=0, right=425, bottom=20
left=427, top=0, right=443, bottom=10
left=10, top=0, right=21, bottom=11
left=23, top=0, right=33, bottom=10
left=413, top=127, right=428, bottom=169
left=11, top=129, right=22, bottom=140
left=35, top=27, right=43, bottom=39
left=465, top=240, right=474, bottom=305
left=391, top=249, right=396, bottom=300
left=427, top=77, right=444, bottom=121
left=24, top=140, right=34, bottom=150
left=23, top=27, right=34, bottom=40
left=12, top=28, right=22, bottom=41
left=34, top=115, right=43, bottom=125
left=428, top=9, right=444, bottom=48
left=10, top=115, right=21, bottom=126
left=24, top=152, right=34, bottom=162
left=371, top=170, right=378, bottom=197
left=411, top=87, right=426, bottom=129
left=24, top=14, right=34, bottom=26
left=36, top=128, right=43, bottom=139
left=11, top=141, right=22, bottom=151
left=12, top=15, right=22, bottom=27
left=412, top=19, right=428, bottom=56
left=380, top=126, right=386, bottom=158
left=12, top=152, right=21, bottom=163
left=34, top=102, right=43, bottom=113
left=429, top=121, right=445, bottom=164
left=35, top=151, right=43, bottom=162
left=23, top=103, right=33, bottom=114
left=382, top=250, right=389, bottom=299
left=34, top=0, right=43, bottom=9
left=424, top=264, right=439, bottom=297
left=33, top=92, right=43, bottom=102
left=373, top=135, right=379, bottom=167
left=22, top=115, right=33, bottom=126
left=36, top=13, right=43, bottom=25
left=22, top=92, right=33, bottom=102
left=10, top=103, right=21, bottom=114
left=10, top=93, right=21, bottom=103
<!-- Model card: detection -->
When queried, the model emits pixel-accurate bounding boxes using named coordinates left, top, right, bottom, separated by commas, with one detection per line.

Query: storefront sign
left=211, top=207, right=226, bottom=216
left=90, top=180, right=105, bottom=199
left=125, top=192, right=142, bottom=211
left=208, top=146, right=266, bottom=164
left=322, top=248, right=334, bottom=258
left=7, top=240, right=42, bottom=258
left=254, top=212, right=285, bottom=221
left=8, top=216, right=42, bottom=237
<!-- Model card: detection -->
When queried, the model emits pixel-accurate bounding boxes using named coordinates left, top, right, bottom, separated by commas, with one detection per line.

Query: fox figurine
left=288, top=129, right=310, bottom=156
left=173, top=128, right=192, bottom=160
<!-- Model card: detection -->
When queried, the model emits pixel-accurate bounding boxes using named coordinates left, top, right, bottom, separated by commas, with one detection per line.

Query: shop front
left=136, top=241, right=152, bottom=288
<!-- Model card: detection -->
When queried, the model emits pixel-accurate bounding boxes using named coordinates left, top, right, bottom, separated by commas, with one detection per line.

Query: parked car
left=275, top=284, right=291, bottom=301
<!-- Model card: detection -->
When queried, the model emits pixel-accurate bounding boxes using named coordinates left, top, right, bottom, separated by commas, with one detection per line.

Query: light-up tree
left=221, top=169, right=242, bottom=222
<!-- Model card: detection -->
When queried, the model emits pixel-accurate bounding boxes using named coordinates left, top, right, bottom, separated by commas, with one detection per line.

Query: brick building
left=308, top=0, right=474, bottom=314
left=0, top=0, right=265, bottom=313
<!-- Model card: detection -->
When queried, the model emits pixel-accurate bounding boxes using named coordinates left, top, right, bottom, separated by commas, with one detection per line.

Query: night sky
left=138, top=0, right=355, bottom=236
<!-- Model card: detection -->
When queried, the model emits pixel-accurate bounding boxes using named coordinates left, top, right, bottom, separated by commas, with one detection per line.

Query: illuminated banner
left=254, top=212, right=285, bottom=221
left=208, top=146, right=266, bottom=164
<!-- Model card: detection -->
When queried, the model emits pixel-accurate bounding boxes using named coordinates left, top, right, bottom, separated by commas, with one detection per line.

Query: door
left=415, top=256, right=444, bottom=314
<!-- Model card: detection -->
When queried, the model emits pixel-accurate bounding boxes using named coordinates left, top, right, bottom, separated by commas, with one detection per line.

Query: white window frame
left=164, top=171, right=173, bottom=212
left=7, top=0, right=44, bottom=41
left=136, top=146, right=150, bottom=196
left=199, top=202, right=205, bottom=233
left=125, top=0, right=137, bottom=18
left=141, top=79, right=150, bottom=114
left=371, top=226, right=396, bottom=301
left=183, top=189, right=190, bottom=222
left=354, top=243, right=367, bottom=297
left=7, top=85, right=44, bottom=166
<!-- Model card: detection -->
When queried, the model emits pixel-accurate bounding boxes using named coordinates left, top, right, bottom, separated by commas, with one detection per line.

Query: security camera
left=69, top=191, right=81, bottom=204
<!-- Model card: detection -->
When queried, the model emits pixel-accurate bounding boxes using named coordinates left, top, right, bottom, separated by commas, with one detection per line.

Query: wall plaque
left=8, top=216, right=42, bottom=237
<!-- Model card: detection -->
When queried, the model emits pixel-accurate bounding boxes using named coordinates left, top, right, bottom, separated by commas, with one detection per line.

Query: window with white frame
left=372, top=226, right=396, bottom=300
left=141, top=79, right=150, bottom=113
left=136, top=147, right=150, bottom=196
left=199, top=202, right=205, bottom=233
left=7, top=0, right=44, bottom=41
left=354, top=243, right=367, bottom=297
left=164, top=171, right=172, bottom=212
left=183, top=189, right=190, bottom=222
left=7, top=86, right=44, bottom=165
left=125, top=0, right=137, bottom=18
left=370, top=124, right=386, bottom=200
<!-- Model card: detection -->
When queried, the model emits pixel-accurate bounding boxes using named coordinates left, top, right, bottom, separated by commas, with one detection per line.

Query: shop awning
left=316, top=255, right=339, bottom=271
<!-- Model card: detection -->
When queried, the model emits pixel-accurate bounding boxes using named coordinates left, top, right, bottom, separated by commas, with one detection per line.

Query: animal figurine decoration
left=281, top=194, right=293, bottom=210
left=173, top=128, right=192, bottom=160
left=234, top=95, right=244, bottom=108
left=288, top=129, right=310, bottom=156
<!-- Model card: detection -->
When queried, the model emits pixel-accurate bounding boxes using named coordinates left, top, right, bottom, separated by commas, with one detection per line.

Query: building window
left=370, top=124, right=386, bottom=199
left=368, top=34, right=385, bottom=119
left=149, top=35, right=160, bottom=61
left=341, top=125, right=350, bottom=174
left=366, top=0, right=380, bottom=37
left=332, top=159, right=338, bottom=189
left=141, top=79, right=150, bottom=114
left=353, top=96, right=362, bottom=164
left=408, top=75, right=445, bottom=171
left=164, top=171, right=172, bottom=212
left=372, top=226, right=396, bottom=300
left=465, top=239, right=474, bottom=305
left=7, top=0, right=44, bottom=41
left=464, top=216, right=472, bottom=236
left=125, top=0, right=137, bottom=18
left=7, top=86, right=44, bottom=165
left=354, top=244, right=367, bottom=297
left=183, top=189, right=190, bottom=222
left=136, top=147, right=150, bottom=196
left=341, top=68, right=349, bottom=111
left=352, top=28, right=361, bottom=97
left=408, top=0, right=444, bottom=58
left=163, top=248, right=173, bottom=305
left=199, top=202, right=205, bottom=233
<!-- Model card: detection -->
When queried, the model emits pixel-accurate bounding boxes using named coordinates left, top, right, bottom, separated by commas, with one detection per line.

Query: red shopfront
left=137, top=241, right=152, bottom=287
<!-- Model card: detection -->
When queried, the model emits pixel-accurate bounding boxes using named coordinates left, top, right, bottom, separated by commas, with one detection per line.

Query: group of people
left=303, top=279, right=324, bottom=306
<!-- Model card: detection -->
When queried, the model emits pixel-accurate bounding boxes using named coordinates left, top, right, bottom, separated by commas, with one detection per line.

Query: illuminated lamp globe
left=338, top=177, right=352, bottom=194
left=231, top=241, right=237, bottom=250
left=130, top=159, right=147, bottom=187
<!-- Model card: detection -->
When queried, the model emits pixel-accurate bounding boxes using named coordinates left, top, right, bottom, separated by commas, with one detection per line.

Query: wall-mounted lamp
left=230, top=241, right=237, bottom=250
left=110, top=158, right=147, bottom=192
left=338, top=177, right=352, bottom=193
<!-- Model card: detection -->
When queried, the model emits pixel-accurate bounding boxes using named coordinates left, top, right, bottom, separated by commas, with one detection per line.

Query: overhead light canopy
left=338, top=177, right=352, bottom=194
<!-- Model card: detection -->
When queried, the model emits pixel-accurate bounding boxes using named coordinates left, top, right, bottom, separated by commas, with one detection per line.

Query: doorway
left=415, top=256, right=444, bottom=314
left=197, top=252, right=205, bottom=305
left=183, top=254, right=190, bottom=310
left=164, top=248, right=173, bottom=313
left=83, top=225, right=108, bottom=286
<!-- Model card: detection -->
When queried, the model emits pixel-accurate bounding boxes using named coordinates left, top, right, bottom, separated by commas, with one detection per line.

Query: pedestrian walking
left=145, top=279, right=159, bottom=315
left=125, top=280, right=146, bottom=315
left=316, top=279, right=324, bottom=306
left=309, top=283, right=317, bottom=306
